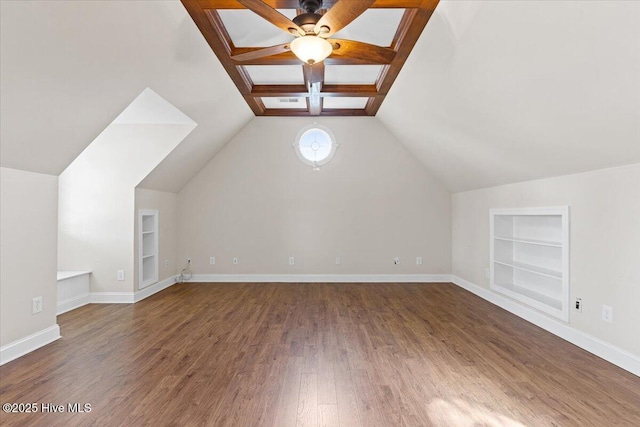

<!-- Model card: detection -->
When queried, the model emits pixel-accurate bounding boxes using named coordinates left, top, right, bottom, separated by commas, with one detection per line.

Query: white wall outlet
left=416, top=256, right=423, bottom=265
left=117, top=270, right=125, bottom=281
left=32, top=296, right=43, bottom=314
left=393, top=257, right=400, bottom=265
left=164, top=260, right=169, bottom=268
left=233, top=257, right=239, bottom=265
left=187, top=258, right=192, bottom=264
left=210, top=257, right=216, bottom=265
left=602, top=305, right=613, bottom=323
left=335, top=257, right=341, bottom=265
left=289, top=257, right=295, bottom=265
left=575, top=298, right=582, bottom=312
left=485, top=268, right=490, bottom=279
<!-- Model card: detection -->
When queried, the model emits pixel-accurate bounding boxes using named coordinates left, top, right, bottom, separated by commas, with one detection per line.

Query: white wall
left=177, top=117, right=452, bottom=276
left=58, top=123, right=194, bottom=293
left=1, top=167, right=58, bottom=346
left=452, top=164, right=640, bottom=356
left=134, top=188, right=178, bottom=288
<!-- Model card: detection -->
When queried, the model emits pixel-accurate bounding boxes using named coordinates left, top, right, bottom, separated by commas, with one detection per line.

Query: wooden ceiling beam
left=251, top=84, right=379, bottom=98
left=322, top=84, right=379, bottom=97
left=197, top=1, right=425, bottom=10
left=262, top=108, right=368, bottom=116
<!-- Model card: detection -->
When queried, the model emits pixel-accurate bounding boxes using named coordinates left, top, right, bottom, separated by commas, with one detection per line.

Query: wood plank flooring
left=1, top=283, right=638, bottom=426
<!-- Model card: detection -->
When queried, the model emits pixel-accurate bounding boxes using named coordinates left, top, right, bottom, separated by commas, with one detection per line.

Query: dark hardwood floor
left=1, top=283, right=638, bottom=426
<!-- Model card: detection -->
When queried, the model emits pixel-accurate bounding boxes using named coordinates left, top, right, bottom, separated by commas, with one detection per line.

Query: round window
left=294, top=124, right=338, bottom=170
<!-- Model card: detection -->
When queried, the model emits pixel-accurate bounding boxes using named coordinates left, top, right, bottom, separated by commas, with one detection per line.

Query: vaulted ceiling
left=1, top=1, right=638, bottom=193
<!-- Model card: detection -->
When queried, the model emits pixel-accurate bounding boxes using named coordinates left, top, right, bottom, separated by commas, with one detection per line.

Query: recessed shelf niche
left=138, top=210, right=158, bottom=289
left=490, top=207, right=570, bottom=321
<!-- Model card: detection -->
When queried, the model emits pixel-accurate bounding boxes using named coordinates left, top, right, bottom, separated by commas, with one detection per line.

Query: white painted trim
left=89, top=292, right=135, bottom=304
left=57, top=294, right=91, bottom=315
left=451, top=275, right=640, bottom=377
left=134, top=275, right=178, bottom=302
left=189, top=274, right=452, bottom=283
left=83, top=276, right=179, bottom=305
left=0, top=324, right=61, bottom=366
left=57, top=270, right=91, bottom=281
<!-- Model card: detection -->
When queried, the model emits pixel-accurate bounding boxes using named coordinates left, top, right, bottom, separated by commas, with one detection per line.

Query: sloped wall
left=176, top=117, right=452, bottom=276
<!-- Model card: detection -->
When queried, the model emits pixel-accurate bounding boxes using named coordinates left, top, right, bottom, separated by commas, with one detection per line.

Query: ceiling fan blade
left=231, top=43, right=291, bottom=62
left=303, top=62, right=325, bottom=86
left=315, top=0, right=374, bottom=37
left=329, top=39, right=396, bottom=64
left=238, top=0, right=305, bottom=36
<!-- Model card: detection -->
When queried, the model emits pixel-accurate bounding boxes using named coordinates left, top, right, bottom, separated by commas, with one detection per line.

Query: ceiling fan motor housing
left=299, top=0, right=323, bottom=14
left=292, top=12, right=322, bottom=34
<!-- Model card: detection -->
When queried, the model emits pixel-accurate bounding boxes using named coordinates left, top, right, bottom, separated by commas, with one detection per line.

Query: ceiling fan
left=232, top=0, right=397, bottom=93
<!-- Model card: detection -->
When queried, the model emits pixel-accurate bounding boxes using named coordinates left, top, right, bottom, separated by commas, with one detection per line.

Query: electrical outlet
left=32, top=297, right=42, bottom=314
left=210, top=257, right=216, bottom=265
left=485, top=268, right=490, bottom=279
left=335, top=257, right=341, bottom=265
left=575, top=298, right=582, bottom=312
left=602, top=305, right=613, bottom=323
left=187, top=258, right=192, bottom=264
left=393, top=257, right=400, bottom=265
left=289, top=257, right=295, bottom=265
left=233, top=257, right=239, bottom=265
left=416, top=256, right=423, bottom=265
left=117, top=270, right=125, bottom=281
left=164, top=260, right=169, bottom=268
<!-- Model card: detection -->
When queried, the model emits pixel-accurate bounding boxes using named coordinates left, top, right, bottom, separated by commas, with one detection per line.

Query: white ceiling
left=378, top=0, right=640, bottom=192
left=1, top=1, right=639, bottom=194
left=0, top=0, right=252, bottom=192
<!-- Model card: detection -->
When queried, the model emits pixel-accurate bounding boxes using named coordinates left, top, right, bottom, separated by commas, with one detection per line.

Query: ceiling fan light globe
left=290, top=35, right=333, bottom=64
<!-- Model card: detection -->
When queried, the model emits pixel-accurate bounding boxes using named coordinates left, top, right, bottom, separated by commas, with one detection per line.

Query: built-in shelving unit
left=138, top=210, right=158, bottom=290
left=490, top=207, right=570, bottom=321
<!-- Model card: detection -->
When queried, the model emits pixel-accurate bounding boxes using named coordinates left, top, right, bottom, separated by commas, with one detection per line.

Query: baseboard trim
left=188, top=274, right=452, bottom=283
left=451, top=275, right=640, bottom=377
left=135, top=275, right=178, bottom=303
left=89, top=292, right=135, bottom=304
left=189, top=274, right=451, bottom=283
left=82, top=277, right=179, bottom=305
left=0, top=324, right=61, bottom=366
left=57, top=294, right=91, bottom=315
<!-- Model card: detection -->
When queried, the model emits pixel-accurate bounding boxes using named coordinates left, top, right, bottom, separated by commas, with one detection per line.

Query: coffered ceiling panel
left=332, top=9, right=406, bottom=47
left=324, top=65, right=382, bottom=84
left=261, top=97, right=307, bottom=108
left=322, top=97, right=369, bottom=109
left=245, top=65, right=304, bottom=84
